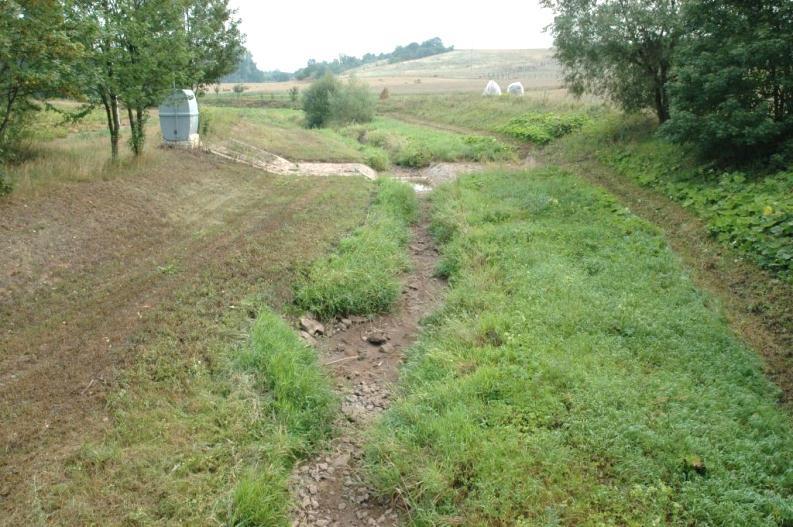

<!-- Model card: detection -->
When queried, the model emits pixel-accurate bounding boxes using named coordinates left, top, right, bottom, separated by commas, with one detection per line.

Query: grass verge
left=364, top=168, right=793, bottom=526
left=340, top=117, right=515, bottom=168
left=230, top=308, right=336, bottom=526
left=294, top=178, right=418, bottom=319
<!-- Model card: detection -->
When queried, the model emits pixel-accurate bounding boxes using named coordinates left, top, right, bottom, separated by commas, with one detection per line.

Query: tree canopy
left=662, top=0, right=793, bottom=161
left=541, top=0, right=683, bottom=123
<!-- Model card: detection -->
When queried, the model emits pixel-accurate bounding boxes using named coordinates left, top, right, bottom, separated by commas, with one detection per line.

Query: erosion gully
left=290, top=198, right=445, bottom=527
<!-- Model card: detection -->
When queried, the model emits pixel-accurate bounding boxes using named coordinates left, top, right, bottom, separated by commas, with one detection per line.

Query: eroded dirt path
left=290, top=200, right=444, bottom=527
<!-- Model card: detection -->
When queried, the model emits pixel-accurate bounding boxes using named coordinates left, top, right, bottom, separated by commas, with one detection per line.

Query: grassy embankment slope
left=366, top=169, right=793, bottom=525
left=378, top=93, right=793, bottom=282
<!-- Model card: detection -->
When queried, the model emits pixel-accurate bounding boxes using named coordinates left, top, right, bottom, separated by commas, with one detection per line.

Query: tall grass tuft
left=294, top=178, right=418, bottom=319
left=231, top=308, right=337, bottom=525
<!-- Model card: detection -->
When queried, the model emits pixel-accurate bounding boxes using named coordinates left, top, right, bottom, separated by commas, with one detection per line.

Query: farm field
left=2, top=51, right=793, bottom=527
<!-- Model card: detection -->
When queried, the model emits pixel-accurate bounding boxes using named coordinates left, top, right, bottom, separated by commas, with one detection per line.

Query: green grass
left=549, top=115, right=793, bottom=281
left=230, top=308, right=337, bottom=526
left=378, top=93, right=599, bottom=136
left=364, top=168, right=793, bottom=526
left=294, top=178, right=418, bottom=319
left=340, top=117, right=515, bottom=168
left=200, top=106, right=366, bottom=162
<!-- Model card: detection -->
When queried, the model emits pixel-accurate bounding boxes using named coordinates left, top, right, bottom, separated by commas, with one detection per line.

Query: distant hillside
left=347, top=49, right=561, bottom=82
left=294, top=37, right=453, bottom=80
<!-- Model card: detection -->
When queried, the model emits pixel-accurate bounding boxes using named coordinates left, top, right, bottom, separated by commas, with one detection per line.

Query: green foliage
left=301, top=74, right=340, bottom=128
left=541, top=0, right=682, bottom=123
left=231, top=308, right=336, bottom=525
left=340, top=117, right=515, bottom=168
left=233, top=83, right=247, bottom=94
left=498, top=112, right=589, bottom=144
left=365, top=168, right=793, bottom=525
left=231, top=469, right=289, bottom=527
left=288, top=86, right=300, bottom=104
left=0, top=0, right=80, bottom=158
left=601, top=139, right=793, bottom=279
left=328, top=78, right=375, bottom=125
left=294, top=179, right=417, bottom=319
left=0, top=169, right=12, bottom=196
left=662, top=0, right=793, bottom=161
left=364, top=147, right=390, bottom=171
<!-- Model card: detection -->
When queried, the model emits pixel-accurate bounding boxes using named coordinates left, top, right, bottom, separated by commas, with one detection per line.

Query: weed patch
left=294, top=178, right=418, bottom=319
left=365, top=169, right=793, bottom=525
left=498, top=112, right=590, bottom=144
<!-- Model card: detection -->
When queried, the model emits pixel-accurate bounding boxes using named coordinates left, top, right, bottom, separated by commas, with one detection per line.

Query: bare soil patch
left=290, top=200, right=445, bottom=527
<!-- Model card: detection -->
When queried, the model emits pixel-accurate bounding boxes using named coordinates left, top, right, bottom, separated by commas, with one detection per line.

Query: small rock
left=300, top=331, right=318, bottom=346
left=378, top=343, right=392, bottom=354
left=366, top=333, right=387, bottom=345
left=332, top=453, right=351, bottom=467
left=308, top=483, right=318, bottom=495
left=341, top=318, right=352, bottom=328
left=300, top=317, right=325, bottom=336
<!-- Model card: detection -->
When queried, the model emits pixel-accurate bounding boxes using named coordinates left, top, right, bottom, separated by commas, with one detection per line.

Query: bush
left=365, top=148, right=390, bottom=171
left=0, top=169, right=12, bottom=196
left=302, top=74, right=340, bottom=128
left=302, top=74, right=374, bottom=128
left=329, top=78, right=375, bottom=125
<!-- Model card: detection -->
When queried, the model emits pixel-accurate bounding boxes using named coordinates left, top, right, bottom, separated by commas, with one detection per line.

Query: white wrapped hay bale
left=483, top=80, right=502, bottom=96
left=507, top=82, right=524, bottom=96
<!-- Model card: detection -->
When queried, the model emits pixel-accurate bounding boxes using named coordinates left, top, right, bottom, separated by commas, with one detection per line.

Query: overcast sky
left=229, top=0, right=556, bottom=72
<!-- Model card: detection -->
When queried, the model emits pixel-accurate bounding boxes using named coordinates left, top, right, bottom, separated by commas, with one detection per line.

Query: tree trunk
left=100, top=92, right=121, bottom=161
left=127, top=105, right=146, bottom=156
left=654, top=65, right=670, bottom=124
left=0, top=87, right=19, bottom=148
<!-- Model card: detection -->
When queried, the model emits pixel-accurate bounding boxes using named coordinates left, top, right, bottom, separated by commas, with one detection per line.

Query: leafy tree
left=302, top=75, right=374, bottom=128
left=183, top=0, right=243, bottom=90
left=662, top=0, right=793, bottom=161
left=67, top=0, right=242, bottom=158
left=541, top=0, right=683, bottom=123
left=0, top=0, right=81, bottom=158
left=302, top=74, right=339, bottom=128
left=328, top=78, right=374, bottom=125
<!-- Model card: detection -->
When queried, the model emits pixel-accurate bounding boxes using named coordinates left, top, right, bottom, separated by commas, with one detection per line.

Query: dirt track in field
left=0, top=150, right=371, bottom=522
left=290, top=199, right=445, bottom=527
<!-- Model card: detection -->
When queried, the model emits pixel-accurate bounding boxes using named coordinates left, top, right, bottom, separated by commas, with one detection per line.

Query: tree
left=541, top=0, right=683, bottom=123
left=67, top=0, right=242, bottom=159
left=662, top=0, right=793, bottom=161
left=302, top=74, right=339, bottom=128
left=183, top=0, right=243, bottom=90
left=0, top=1, right=80, bottom=158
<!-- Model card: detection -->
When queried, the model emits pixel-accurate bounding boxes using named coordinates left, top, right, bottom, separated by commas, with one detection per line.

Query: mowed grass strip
left=294, top=178, right=418, bottom=319
left=364, top=169, right=793, bottom=526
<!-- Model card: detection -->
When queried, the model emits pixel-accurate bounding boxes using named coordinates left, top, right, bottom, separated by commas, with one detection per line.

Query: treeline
left=221, top=50, right=291, bottom=83
left=543, top=0, right=793, bottom=163
left=0, top=0, right=243, bottom=162
left=294, top=37, right=453, bottom=80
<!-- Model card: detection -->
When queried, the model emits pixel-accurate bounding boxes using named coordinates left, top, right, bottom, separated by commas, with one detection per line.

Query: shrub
left=379, top=87, right=390, bottom=100
left=302, top=74, right=339, bottom=128
left=0, top=170, right=12, bottom=196
left=288, top=86, right=299, bottom=103
left=365, top=148, right=390, bottom=171
left=302, top=74, right=374, bottom=128
left=328, top=78, right=375, bottom=125
left=233, top=83, right=247, bottom=95
left=498, top=112, right=589, bottom=144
